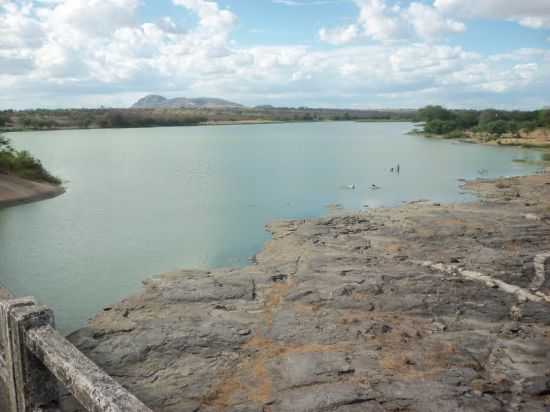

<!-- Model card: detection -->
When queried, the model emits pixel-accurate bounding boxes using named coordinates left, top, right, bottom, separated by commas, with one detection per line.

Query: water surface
left=0, top=122, right=543, bottom=332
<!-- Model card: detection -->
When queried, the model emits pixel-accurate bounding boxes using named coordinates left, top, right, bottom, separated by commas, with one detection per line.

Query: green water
left=0, top=122, right=543, bottom=332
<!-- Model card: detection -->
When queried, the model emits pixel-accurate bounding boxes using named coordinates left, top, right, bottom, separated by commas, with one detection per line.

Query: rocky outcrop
left=67, top=169, right=550, bottom=411
left=0, top=173, right=64, bottom=208
left=132, top=95, right=243, bottom=109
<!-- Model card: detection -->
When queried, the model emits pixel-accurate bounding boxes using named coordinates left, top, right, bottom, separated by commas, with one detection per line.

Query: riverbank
left=0, top=107, right=415, bottom=132
left=417, top=127, right=550, bottom=149
left=1, top=118, right=412, bottom=134
left=0, top=173, right=64, bottom=208
left=464, top=128, right=550, bottom=148
left=65, top=167, right=550, bottom=412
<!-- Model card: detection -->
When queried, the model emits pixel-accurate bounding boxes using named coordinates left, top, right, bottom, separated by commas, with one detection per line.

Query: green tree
left=454, top=111, right=479, bottom=129
left=482, top=120, right=509, bottom=136
left=0, top=134, right=60, bottom=184
left=521, top=120, right=538, bottom=132
left=424, top=119, right=458, bottom=135
left=417, top=105, right=455, bottom=122
left=538, top=109, right=550, bottom=127
left=478, top=110, right=500, bottom=125
left=0, top=113, right=8, bottom=127
left=0, top=135, right=11, bottom=150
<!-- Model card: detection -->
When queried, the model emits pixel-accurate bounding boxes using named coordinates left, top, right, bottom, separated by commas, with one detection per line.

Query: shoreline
left=1, top=119, right=410, bottom=134
left=66, top=167, right=550, bottom=411
left=413, top=127, right=550, bottom=149
left=0, top=173, right=64, bottom=209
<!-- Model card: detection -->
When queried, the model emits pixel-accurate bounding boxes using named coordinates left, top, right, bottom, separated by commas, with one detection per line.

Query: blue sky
left=143, top=0, right=549, bottom=54
left=1, top=0, right=549, bottom=109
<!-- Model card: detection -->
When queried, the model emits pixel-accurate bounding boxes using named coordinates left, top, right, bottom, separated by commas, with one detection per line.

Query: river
left=0, top=122, right=543, bottom=332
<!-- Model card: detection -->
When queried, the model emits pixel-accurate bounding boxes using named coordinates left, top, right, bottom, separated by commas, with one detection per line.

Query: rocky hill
left=132, top=95, right=244, bottom=109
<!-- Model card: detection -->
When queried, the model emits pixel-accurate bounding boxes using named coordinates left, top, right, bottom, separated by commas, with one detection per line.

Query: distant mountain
left=132, top=95, right=243, bottom=109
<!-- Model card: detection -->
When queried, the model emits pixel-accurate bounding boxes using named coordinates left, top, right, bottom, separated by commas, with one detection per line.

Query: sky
left=1, top=0, right=550, bottom=110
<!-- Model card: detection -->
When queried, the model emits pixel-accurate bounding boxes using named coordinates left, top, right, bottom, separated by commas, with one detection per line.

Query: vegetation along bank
left=415, top=105, right=550, bottom=147
left=0, top=135, right=63, bottom=208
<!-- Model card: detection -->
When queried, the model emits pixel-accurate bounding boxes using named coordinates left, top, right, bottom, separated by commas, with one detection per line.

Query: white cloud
left=0, top=2, right=45, bottom=49
left=518, top=16, right=550, bottom=29
left=435, top=0, right=550, bottom=29
left=0, top=0, right=548, bottom=109
left=319, top=0, right=466, bottom=44
left=272, top=0, right=336, bottom=5
left=173, top=0, right=236, bottom=34
left=405, top=2, right=465, bottom=39
left=320, top=0, right=550, bottom=46
left=356, top=0, right=401, bottom=41
left=45, top=0, right=140, bottom=37
left=319, top=25, right=358, bottom=45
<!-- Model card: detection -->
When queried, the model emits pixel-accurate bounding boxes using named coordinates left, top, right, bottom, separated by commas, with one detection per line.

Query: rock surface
left=132, top=95, right=243, bottom=109
left=67, top=169, right=550, bottom=412
left=0, top=288, right=13, bottom=411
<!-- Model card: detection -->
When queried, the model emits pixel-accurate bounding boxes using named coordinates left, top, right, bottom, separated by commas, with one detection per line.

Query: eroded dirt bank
left=0, top=173, right=64, bottom=208
left=67, top=169, right=550, bottom=412
left=465, top=128, right=550, bottom=148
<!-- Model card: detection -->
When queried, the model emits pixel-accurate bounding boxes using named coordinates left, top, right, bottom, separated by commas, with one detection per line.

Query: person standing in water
left=396, top=163, right=400, bottom=174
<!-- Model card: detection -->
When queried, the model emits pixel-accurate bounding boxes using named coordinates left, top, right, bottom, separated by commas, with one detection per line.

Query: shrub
left=0, top=135, right=60, bottom=184
left=520, top=121, right=538, bottom=132
left=417, top=105, right=455, bottom=122
left=480, top=120, right=509, bottom=136
left=454, top=111, right=479, bottom=129
left=0, top=113, right=8, bottom=127
left=539, top=110, right=550, bottom=127
left=424, top=119, right=458, bottom=135
left=445, top=130, right=465, bottom=139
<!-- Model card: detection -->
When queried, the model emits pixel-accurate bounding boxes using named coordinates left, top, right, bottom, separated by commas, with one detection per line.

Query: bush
left=424, top=119, right=458, bottom=135
left=480, top=120, right=510, bottom=136
left=388, top=105, right=550, bottom=138
left=0, top=113, right=8, bottom=127
left=539, top=110, right=550, bottom=128
left=19, top=115, right=59, bottom=129
left=517, top=120, right=537, bottom=132
left=445, top=130, right=466, bottom=139
left=417, top=106, right=455, bottom=122
left=478, top=110, right=501, bottom=125
left=0, top=136, right=60, bottom=184
left=454, top=111, right=479, bottom=129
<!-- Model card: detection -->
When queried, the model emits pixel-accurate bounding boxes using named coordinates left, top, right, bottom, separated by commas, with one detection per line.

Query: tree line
left=0, top=109, right=209, bottom=130
left=0, top=107, right=415, bottom=131
left=417, top=105, right=550, bottom=138
left=2, top=105, right=548, bottom=137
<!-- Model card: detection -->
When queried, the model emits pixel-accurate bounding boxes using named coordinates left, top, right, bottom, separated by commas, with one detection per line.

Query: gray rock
left=66, top=170, right=550, bottom=411
left=271, top=383, right=372, bottom=412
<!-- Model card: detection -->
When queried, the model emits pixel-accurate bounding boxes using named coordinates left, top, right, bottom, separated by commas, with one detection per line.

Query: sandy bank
left=0, top=173, right=64, bottom=208
left=465, top=128, right=550, bottom=148
left=417, top=128, right=550, bottom=149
